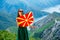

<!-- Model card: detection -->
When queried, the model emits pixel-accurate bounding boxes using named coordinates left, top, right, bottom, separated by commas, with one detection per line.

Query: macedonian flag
left=16, top=12, right=34, bottom=27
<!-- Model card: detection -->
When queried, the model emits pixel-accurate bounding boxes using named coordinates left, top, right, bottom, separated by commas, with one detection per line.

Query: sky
left=0, top=0, right=60, bottom=12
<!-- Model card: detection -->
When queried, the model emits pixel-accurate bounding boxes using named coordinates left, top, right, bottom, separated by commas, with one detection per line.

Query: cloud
left=41, top=5, right=60, bottom=13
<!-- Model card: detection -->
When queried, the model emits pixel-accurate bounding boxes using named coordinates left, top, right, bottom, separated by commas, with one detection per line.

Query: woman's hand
left=29, top=25, right=36, bottom=29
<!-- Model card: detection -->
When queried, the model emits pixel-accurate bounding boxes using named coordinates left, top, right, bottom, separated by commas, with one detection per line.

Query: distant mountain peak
left=41, top=5, right=60, bottom=13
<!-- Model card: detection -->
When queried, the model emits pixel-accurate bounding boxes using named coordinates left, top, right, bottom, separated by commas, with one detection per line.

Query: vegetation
left=36, top=20, right=55, bottom=33
left=0, top=30, right=16, bottom=40
left=29, top=37, right=41, bottom=40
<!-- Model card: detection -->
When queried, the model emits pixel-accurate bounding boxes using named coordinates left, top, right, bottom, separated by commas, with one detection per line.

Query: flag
left=16, top=12, right=34, bottom=27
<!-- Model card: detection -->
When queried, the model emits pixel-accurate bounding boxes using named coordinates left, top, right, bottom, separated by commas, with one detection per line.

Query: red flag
left=16, top=12, right=34, bottom=27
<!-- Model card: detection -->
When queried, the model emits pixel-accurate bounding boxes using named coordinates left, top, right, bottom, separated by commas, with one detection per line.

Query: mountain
left=0, top=10, right=17, bottom=30
left=29, top=12, right=60, bottom=40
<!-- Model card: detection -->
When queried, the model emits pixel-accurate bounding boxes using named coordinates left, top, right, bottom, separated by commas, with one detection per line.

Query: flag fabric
left=16, top=12, right=34, bottom=27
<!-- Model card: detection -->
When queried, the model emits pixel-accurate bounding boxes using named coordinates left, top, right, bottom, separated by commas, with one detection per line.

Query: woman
left=17, top=9, right=35, bottom=40
left=16, top=9, right=29, bottom=40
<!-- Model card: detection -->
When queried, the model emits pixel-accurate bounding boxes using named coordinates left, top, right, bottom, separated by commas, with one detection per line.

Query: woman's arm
left=16, top=17, right=19, bottom=27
